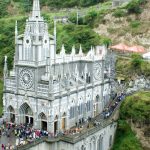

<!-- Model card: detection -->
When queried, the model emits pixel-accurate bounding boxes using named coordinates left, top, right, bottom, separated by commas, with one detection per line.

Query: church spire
left=15, top=20, right=18, bottom=46
left=32, top=0, right=41, bottom=19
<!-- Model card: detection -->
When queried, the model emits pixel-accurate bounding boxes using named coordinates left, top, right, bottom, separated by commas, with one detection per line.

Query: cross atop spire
left=32, top=0, right=41, bottom=19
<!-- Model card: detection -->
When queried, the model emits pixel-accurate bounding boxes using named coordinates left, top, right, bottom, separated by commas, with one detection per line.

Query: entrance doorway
left=38, top=112, right=47, bottom=131
left=7, top=106, right=15, bottom=123
left=54, top=115, right=58, bottom=134
left=54, top=121, right=58, bottom=133
left=25, top=116, right=29, bottom=124
left=25, top=116, right=34, bottom=125
left=61, top=112, right=66, bottom=130
left=42, top=121, right=47, bottom=130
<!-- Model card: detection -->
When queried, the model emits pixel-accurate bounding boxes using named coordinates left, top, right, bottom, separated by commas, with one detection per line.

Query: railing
left=17, top=61, right=35, bottom=66
left=15, top=137, right=47, bottom=150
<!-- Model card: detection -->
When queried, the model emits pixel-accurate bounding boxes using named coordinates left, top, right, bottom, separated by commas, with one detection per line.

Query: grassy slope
left=94, top=1, right=150, bottom=49
left=112, top=91, right=150, bottom=150
left=116, top=56, right=150, bottom=81
left=120, top=91, right=150, bottom=122
left=112, top=120, right=142, bottom=150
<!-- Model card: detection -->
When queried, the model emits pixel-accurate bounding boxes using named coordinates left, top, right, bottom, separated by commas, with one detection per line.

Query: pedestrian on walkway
left=1, top=144, right=5, bottom=150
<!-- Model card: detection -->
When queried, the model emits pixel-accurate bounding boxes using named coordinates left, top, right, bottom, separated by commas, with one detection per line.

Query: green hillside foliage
left=116, top=55, right=150, bottom=81
left=0, top=16, right=26, bottom=76
left=126, top=0, right=147, bottom=14
left=112, top=120, right=142, bottom=150
left=112, top=91, right=150, bottom=150
left=0, top=0, right=108, bottom=18
left=0, top=80, right=3, bottom=116
left=55, top=24, right=101, bottom=54
left=0, top=0, right=10, bottom=18
left=120, top=91, right=150, bottom=123
left=37, top=0, right=105, bottom=8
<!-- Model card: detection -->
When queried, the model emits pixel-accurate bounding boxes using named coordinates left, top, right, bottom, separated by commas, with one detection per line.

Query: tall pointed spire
left=15, top=21, right=18, bottom=44
left=4, top=56, right=8, bottom=78
left=60, top=44, right=66, bottom=57
left=71, top=45, right=76, bottom=56
left=79, top=44, right=83, bottom=57
left=32, top=0, right=41, bottom=18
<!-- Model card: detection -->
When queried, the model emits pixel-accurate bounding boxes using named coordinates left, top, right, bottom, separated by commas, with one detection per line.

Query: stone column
left=66, top=92, right=70, bottom=130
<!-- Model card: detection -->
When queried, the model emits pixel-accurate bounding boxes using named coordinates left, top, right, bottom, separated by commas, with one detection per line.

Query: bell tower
left=15, top=0, right=55, bottom=66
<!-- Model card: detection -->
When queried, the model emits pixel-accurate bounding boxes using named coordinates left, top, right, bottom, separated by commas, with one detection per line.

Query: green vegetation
left=54, top=24, right=102, bottom=53
left=0, top=0, right=10, bottom=18
left=126, top=0, right=147, bottom=14
left=0, top=0, right=109, bottom=18
left=112, top=91, right=150, bottom=150
left=112, top=120, right=142, bottom=150
left=113, top=9, right=126, bottom=18
left=130, top=20, right=141, bottom=28
left=120, top=91, right=150, bottom=123
left=116, top=55, right=150, bottom=81
left=131, top=53, right=143, bottom=69
left=0, top=16, right=26, bottom=76
left=38, top=0, right=105, bottom=8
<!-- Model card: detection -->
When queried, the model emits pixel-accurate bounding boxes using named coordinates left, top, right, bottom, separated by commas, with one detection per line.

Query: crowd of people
left=102, top=92, right=125, bottom=119
left=0, top=122, right=49, bottom=150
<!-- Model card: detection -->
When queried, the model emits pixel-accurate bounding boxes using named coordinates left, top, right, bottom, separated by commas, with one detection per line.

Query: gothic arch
left=7, top=105, right=15, bottom=113
left=97, top=135, right=103, bottom=150
left=38, top=112, right=47, bottom=130
left=38, top=112, right=47, bottom=121
left=90, top=136, right=96, bottom=150
left=19, top=102, right=34, bottom=124
left=7, top=105, right=15, bottom=123
left=19, top=102, right=33, bottom=115
left=81, top=145, right=86, bottom=150
left=109, top=135, right=112, bottom=147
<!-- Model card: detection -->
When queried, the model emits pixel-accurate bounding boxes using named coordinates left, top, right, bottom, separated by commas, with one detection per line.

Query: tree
left=131, top=53, right=143, bottom=69
left=126, top=0, right=142, bottom=14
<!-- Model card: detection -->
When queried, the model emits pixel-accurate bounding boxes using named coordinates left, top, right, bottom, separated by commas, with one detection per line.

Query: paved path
left=0, top=133, right=16, bottom=146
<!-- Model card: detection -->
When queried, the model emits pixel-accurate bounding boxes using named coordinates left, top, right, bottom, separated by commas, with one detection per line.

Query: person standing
left=1, top=144, right=5, bottom=150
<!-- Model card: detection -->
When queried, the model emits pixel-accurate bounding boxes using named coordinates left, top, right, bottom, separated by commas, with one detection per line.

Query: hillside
left=94, top=0, right=150, bottom=50
left=112, top=91, right=150, bottom=150
left=0, top=0, right=107, bottom=18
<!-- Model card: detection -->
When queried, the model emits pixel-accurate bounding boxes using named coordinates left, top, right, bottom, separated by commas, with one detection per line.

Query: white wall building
left=3, top=1, right=116, bottom=148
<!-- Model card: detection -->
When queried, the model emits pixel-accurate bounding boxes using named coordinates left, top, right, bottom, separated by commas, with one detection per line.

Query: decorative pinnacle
left=32, top=0, right=41, bottom=18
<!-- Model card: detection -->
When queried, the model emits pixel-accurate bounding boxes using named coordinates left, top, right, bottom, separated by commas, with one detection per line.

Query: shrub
left=126, top=0, right=142, bottom=14
left=130, top=20, right=141, bottom=28
left=131, top=53, right=143, bottom=69
left=113, top=9, right=126, bottom=18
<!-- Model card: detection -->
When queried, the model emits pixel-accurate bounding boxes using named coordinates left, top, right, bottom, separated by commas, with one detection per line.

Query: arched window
left=109, top=135, right=112, bottom=147
left=96, top=95, right=99, bottom=102
left=97, top=135, right=103, bottom=150
left=81, top=145, right=86, bottom=150
left=88, top=75, right=91, bottom=83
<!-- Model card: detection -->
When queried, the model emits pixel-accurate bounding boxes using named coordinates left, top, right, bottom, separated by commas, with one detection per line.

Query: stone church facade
left=3, top=0, right=114, bottom=135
